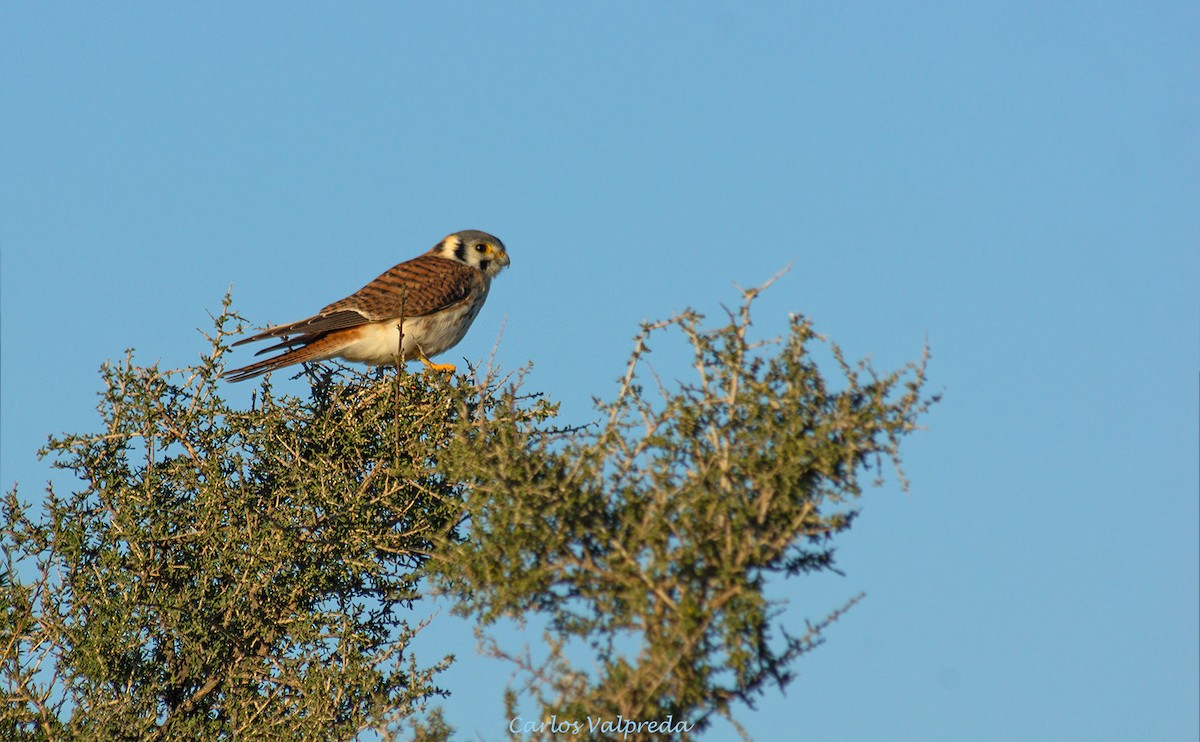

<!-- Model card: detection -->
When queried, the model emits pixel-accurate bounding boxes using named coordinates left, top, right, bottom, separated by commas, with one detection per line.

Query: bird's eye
left=474, top=243, right=489, bottom=253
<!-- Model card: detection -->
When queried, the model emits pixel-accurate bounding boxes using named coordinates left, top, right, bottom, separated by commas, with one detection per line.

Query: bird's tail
left=222, top=335, right=345, bottom=383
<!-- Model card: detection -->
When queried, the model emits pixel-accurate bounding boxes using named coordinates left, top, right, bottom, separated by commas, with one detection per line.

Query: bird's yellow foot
left=419, top=355, right=456, bottom=373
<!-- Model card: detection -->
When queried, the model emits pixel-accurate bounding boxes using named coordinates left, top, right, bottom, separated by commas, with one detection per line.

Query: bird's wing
left=233, top=254, right=481, bottom=347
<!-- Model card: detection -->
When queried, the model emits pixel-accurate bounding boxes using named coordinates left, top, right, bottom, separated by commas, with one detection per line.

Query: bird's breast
left=335, top=295, right=488, bottom=366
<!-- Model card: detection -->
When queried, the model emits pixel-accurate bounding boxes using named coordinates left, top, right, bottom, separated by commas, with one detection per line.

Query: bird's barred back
left=324, top=255, right=481, bottom=321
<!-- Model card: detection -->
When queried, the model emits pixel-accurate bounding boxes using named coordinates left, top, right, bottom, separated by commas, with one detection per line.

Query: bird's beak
left=497, top=248, right=511, bottom=267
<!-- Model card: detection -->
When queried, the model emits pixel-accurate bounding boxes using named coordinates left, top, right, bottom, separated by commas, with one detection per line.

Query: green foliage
left=2, top=282, right=935, bottom=740
left=2, top=297, right=464, bottom=740
left=433, top=283, right=935, bottom=736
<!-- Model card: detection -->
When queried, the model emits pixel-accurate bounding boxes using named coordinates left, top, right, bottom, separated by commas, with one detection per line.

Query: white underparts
left=335, top=292, right=488, bottom=365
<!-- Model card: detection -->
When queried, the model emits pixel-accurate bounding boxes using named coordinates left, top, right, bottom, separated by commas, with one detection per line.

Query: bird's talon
left=419, top=355, right=456, bottom=373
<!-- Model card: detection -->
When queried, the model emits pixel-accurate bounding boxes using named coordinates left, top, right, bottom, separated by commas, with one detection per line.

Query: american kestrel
left=224, top=230, right=509, bottom=382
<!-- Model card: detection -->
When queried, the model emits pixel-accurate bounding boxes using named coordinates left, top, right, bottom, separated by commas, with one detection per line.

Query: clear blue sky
left=2, top=3, right=1196, bottom=740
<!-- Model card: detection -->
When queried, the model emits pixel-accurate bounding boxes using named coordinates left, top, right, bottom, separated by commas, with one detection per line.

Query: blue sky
left=2, top=3, right=1197, bottom=740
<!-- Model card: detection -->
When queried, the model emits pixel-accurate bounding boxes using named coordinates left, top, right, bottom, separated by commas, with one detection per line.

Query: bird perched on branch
left=224, top=230, right=509, bottom=382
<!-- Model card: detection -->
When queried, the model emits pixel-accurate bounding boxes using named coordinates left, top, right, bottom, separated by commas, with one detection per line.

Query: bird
left=223, top=230, right=509, bottom=382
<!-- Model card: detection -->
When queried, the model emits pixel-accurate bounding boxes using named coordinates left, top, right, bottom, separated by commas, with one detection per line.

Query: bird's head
left=437, top=230, right=510, bottom=279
